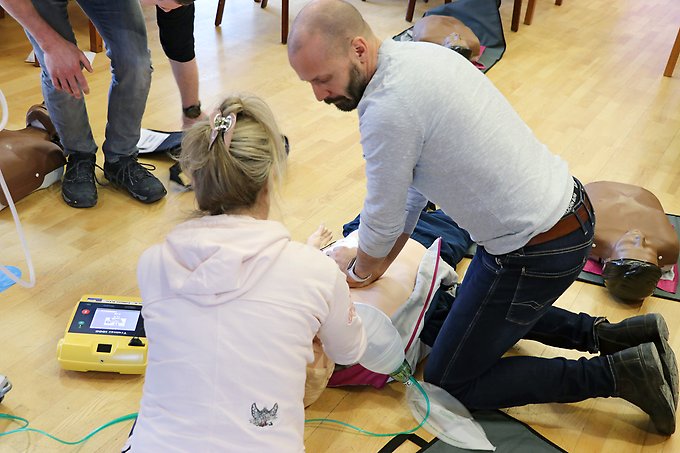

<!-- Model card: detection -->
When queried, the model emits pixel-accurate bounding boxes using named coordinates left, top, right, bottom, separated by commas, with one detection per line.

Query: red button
left=81, top=309, right=91, bottom=315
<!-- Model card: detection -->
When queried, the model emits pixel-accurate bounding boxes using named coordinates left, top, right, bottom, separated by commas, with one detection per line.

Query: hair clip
left=209, top=112, right=237, bottom=149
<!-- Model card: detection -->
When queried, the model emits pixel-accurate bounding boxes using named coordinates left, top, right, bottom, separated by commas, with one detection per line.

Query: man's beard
left=324, top=64, right=367, bottom=112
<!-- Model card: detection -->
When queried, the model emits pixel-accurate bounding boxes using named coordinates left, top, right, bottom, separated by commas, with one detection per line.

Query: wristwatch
left=182, top=103, right=202, bottom=119
left=347, top=257, right=372, bottom=283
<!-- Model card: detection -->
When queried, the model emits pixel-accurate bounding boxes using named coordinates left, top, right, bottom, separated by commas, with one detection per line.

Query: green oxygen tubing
left=0, top=376, right=429, bottom=445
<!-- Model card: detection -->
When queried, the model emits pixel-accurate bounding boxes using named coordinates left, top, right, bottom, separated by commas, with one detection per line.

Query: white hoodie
left=129, top=215, right=367, bottom=452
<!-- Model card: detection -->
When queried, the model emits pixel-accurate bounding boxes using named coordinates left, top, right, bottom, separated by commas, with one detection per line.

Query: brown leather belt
left=526, top=195, right=592, bottom=247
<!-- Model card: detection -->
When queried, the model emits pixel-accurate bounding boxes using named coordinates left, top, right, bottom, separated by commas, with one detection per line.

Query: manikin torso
left=412, top=15, right=482, bottom=62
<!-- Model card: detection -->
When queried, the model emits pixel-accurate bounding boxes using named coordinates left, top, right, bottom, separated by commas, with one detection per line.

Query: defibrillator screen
left=68, top=300, right=145, bottom=337
left=90, top=308, right=140, bottom=331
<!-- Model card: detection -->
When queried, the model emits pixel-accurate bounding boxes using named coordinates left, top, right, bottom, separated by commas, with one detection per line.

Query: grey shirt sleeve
left=357, top=97, right=426, bottom=258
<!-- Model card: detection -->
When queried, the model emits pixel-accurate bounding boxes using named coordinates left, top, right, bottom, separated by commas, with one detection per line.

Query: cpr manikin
left=585, top=181, right=679, bottom=302
left=412, top=15, right=481, bottom=62
left=304, top=232, right=429, bottom=406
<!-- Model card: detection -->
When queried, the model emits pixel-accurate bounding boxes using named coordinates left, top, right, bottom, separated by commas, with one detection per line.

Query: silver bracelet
left=346, top=257, right=372, bottom=283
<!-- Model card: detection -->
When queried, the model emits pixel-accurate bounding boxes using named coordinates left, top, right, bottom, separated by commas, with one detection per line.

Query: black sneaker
left=103, top=156, right=167, bottom=204
left=62, top=153, right=97, bottom=208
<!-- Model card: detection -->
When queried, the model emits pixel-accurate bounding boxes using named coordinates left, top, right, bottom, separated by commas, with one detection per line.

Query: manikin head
left=602, top=229, right=663, bottom=302
left=180, top=94, right=287, bottom=219
left=287, top=0, right=379, bottom=112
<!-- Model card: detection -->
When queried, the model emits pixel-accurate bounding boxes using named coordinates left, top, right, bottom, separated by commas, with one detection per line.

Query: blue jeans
left=424, top=184, right=615, bottom=409
left=26, top=0, right=152, bottom=162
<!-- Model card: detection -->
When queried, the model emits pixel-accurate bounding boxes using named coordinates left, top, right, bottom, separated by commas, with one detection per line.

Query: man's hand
left=326, top=245, right=356, bottom=272
left=0, top=0, right=93, bottom=98
left=43, top=39, right=93, bottom=99
left=326, top=246, right=375, bottom=288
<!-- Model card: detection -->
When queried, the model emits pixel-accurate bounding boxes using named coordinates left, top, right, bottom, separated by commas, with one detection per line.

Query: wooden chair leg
left=406, top=0, right=416, bottom=22
left=281, top=0, right=288, bottom=44
left=524, top=0, right=535, bottom=25
left=89, top=20, right=103, bottom=53
left=511, top=0, right=522, bottom=32
left=555, top=0, right=562, bottom=5
left=215, top=0, right=225, bottom=26
left=664, top=27, right=680, bottom=77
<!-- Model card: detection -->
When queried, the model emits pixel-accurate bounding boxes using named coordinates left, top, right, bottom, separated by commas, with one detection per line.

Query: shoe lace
left=111, top=159, right=158, bottom=186
left=64, top=157, right=95, bottom=183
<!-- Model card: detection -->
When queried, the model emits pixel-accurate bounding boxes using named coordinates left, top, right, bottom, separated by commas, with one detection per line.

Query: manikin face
left=289, top=34, right=368, bottom=112
left=610, top=229, right=658, bottom=265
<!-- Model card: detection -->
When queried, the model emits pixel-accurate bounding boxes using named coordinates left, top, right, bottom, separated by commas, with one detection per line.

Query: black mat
left=379, top=410, right=566, bottom=453
left=464, top=214, right=680, bottom=302
left=393, top=0, right=506, bottom=74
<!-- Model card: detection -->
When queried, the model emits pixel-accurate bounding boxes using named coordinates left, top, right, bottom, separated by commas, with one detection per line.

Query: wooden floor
left=0, top=0, right=679, bottom=451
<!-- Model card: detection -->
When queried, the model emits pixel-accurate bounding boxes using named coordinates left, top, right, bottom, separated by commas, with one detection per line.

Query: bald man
left=287, top=0, right=678, bottom=435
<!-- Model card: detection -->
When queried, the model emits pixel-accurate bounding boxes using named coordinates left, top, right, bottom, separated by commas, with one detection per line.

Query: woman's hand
left=307, top=223, right=333, bottom=249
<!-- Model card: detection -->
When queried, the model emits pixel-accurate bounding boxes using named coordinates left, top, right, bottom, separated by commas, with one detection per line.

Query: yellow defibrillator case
left=56, top=294, right=147, bottom=374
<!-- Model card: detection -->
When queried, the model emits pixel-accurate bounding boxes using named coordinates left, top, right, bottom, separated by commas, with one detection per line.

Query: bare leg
left=169, top=58, right=207, bottom=128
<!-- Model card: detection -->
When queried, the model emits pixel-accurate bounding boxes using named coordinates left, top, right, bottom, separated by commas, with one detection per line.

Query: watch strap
left=347, top=257, right=372, bottom=283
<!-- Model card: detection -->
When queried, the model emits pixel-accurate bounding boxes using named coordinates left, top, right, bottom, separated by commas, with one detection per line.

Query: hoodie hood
left=150, top=215, right=291, bottom=304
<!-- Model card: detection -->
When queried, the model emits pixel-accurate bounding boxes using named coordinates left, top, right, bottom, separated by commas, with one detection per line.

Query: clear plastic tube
left=0, top=88, right=36, bottom=288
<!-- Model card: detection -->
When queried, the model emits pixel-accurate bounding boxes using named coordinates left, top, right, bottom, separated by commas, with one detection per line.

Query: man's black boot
left=610, top=342, right=676, bottom=435
left=598, top=314, right=678, bottom=406
left=62, top=153, right=97, bottom=208
left=103, top=156, right=166, bottom=204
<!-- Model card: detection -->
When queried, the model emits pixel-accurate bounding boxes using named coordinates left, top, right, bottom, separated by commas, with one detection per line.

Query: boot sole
left=62, top=192, right=97, bottom=208
left=646, top=315, right=678, bottom=408
left=657, top=336, right=679, bottom=409
left=639, top=343, right=676, bottom=435
left=104, top=178, right=166, bottom=204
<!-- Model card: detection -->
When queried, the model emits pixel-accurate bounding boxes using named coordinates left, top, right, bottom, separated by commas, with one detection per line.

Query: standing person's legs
left=78, top=0, right=166, bottom=204
left=77, top=0, right=151, bottom=162
left=27, top=0, right=98, bottom=156
left=27, top=0, right=99, bottom=207
left=156, top=3, right=205, bottom=127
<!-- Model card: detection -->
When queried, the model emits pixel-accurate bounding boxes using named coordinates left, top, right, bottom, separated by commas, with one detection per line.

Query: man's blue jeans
left=424, top=193, right=616, bottom=410
left=25, top=0, right=152, bottom=162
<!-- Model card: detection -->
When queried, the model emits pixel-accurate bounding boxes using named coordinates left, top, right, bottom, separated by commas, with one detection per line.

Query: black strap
left=378, top=433, right=430, bottom=453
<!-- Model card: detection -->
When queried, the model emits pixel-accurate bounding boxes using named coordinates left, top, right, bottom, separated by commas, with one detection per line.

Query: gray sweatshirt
left=356, top=39, right=573, bottom=257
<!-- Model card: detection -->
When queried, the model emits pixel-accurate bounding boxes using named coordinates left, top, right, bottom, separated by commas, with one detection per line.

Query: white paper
left=137, top=128, right=170, bottom=154
left=26, top=50, right=96, bottom=66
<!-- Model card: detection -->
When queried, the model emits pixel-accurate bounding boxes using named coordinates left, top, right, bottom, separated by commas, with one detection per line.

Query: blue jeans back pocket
left=505, top=256, right=587, bottom=325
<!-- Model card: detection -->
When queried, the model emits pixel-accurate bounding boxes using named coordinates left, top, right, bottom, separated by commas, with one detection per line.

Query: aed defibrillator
left=57, top=295, right=147, bottom=374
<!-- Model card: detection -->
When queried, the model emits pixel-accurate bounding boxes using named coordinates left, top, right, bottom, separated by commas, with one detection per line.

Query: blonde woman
left=127, top=94, right=367, bottom=452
